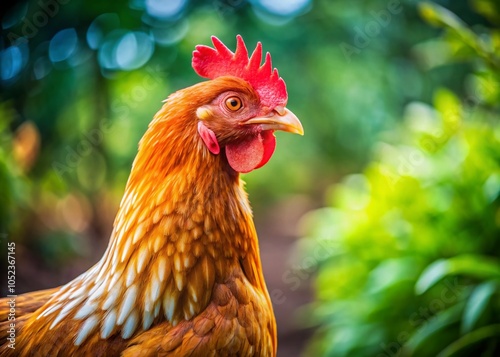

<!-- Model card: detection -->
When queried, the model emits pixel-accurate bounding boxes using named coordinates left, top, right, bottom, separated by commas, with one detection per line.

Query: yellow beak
left=243, top=107, right=304, bottom=135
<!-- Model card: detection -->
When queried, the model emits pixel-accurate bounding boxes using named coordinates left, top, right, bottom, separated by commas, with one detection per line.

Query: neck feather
left=35, top=92, right=269, bottom=344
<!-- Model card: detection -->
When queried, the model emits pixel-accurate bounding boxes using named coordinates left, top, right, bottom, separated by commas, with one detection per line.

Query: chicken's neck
left=37, top=102, right=270, bottom=344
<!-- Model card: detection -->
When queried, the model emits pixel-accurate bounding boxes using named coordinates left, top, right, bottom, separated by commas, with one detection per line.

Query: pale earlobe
left=197, top=122, right=220, bottom=155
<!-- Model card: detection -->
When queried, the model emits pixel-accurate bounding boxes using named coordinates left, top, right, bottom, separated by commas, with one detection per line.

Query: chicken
left=0, top=35, right=303, bottom=356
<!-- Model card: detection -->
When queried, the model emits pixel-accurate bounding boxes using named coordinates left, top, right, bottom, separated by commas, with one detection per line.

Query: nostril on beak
left=274, top=106, right=286, bottom=116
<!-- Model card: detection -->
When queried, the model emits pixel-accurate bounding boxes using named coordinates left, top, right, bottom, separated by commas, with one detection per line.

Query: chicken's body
left=0, top=36, right=302, bottom=356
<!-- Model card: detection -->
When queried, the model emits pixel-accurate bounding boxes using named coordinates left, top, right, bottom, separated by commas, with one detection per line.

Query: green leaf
left=419, top=2, right=469, bottom=32
left=472, top=0, right=500, bottom=23
left=461, top=281, right=498, bottom=334
left=366, top=257, right=420, bottom=294
left=404, top=303, right=464, bottom=355
left=415, top=259, right=450, bottom=294
left=416, top=255, right=500, bottom=294
left=437, top=324, right=500, bottom=357
left=418, top=2, right=499, bottom=69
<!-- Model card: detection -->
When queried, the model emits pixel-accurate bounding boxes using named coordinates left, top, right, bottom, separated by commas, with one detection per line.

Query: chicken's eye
left=225, top=96, right=242, bottom=111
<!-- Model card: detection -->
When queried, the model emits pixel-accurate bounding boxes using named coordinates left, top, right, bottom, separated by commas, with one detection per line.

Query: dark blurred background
left=1, top=0, right=499, bottom=356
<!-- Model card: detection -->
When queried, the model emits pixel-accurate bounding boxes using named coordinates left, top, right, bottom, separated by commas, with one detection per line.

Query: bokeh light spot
left=87, top=13, right=120, bottom=50
left=115, top=31, right=154, bottom=70
left=49, top=28, right=78, bottom=62
left=254, top=0, right=311, bottom=17
left=33, top=56, right=52, bottom=80
left=0, top=45, right=26, bottom=80
left=97, top=30, right=122, bottom=70
left=145, top=0, right=186, bottom=20
left=98, top=30, right=154, bottom=71
left=150, top=20, right=188, bottom=45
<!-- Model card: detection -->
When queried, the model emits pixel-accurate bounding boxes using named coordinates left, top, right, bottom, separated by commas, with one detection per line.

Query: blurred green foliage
left=299, top=2, right=500, bottom=356
left=0, top=0, right=478, bottom=263
left=2, top=0, right=449, bottom=272
left=0, top=0, right=499, bottom=355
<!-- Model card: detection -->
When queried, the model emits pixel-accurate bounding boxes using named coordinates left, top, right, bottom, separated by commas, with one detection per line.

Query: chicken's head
left=191, top=35, right=303, bottom=173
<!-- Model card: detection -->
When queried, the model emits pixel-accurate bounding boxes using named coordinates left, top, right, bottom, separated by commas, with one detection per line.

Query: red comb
left=192, top=35, right=288, bottom=109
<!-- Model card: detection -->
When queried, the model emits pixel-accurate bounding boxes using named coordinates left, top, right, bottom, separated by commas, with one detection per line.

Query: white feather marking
left=101, top=309, right=117, bottom=339
left=153, top=236, right=162, bottom=252
left=184, top=256, right=190, bottom=268
left=123, top=217, right=132, bottom=234
left=103, top=282, right=122, bottom=310
left=175, top=273, right=184, bottom=291
left=115, top=213, right=124, bottom=233
left=158, top=257, right=167, bottom=282
left=49, top=309, right=69, bottom=329
left=154, top=301, right=161, bottom=318
left=121, top=194, right=137, bottom=230
left=88, top=280, right=107, bottom=302
left=54, top=287, right=72, bottom=303
left=59, top=296, right=83, bottom=315
left=143, top=310, right=154, bottom=331
left=69, top=286, right=86, bottom=300
left=88, top=277, right=101, bottom=294
left=49, top=296, right=84, bottom=329
left=136, top=246, right=148, bottom=274
left=49, top=311, right=70, bottom=330
left=121, top=311, right=138, bottom=339
left=107, top=273, right=120, bottom=292
left=127, top=207, right=139, bottom=227
left=163, top=295, right=176, bottom=321
left=110, top=250, right=119, bottom=270
left=74, top=300, right=98, bottom=320
left=74, top=315, right=99, bottom=346
left=126, top=262, right=136, bottom=287
left=120, top=191, right=131, bottom=208
left=115, top=219, right=124, bottom=238
left=83, top=275, right=94, bottom=286
left=192, top=291, right=198, bottom=303
left=85, top=264, right=98, bottom=277
left=94, top=262, right=108, bottom=282
left=144, top=296, right=153, bottom=314
left=38, top=303, right=61, bottom=318
left=110, top=229, right=119, bottom=247
left=117, top=284, right=138, bottom=325
left=120, top=239, right=131, bottom=262
left=145, top=276, right=161, bottom=313
left=132, top=223, right=145, bottom=244
left=174, top=255, right=181, bottom=272
left=150, top=278, right=161, bottom=303
left=189, top=302, right=195, bottom=316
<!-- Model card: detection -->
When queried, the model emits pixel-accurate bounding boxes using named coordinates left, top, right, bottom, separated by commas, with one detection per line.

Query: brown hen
left=0, top=35, right=303, bottom=356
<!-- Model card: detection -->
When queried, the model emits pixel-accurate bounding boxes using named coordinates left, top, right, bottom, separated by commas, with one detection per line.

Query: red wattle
left=255, top=130, right=276, bottom=169
left=225, top=131, right=277, bottom=173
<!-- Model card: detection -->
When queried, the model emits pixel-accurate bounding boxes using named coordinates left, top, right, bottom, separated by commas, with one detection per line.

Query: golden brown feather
left=0, top=37, right=302, bottom=356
